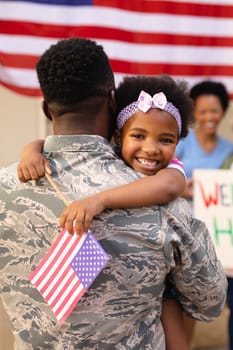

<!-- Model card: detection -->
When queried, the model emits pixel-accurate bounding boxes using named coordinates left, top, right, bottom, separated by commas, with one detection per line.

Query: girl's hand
left=17, top=139, right=50, bottom=182
left=59, top=195, right=105, bottom=235
left=17, top=153, right=51, bottom=182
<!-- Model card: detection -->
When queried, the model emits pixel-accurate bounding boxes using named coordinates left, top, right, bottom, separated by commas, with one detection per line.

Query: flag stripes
left=29, top=229, right=109, bottom=323
left=2, top=22, right=233, bottom=47
left=29, top=231, right=87, bottom=323
left=1, top=0, right=233, bottom=98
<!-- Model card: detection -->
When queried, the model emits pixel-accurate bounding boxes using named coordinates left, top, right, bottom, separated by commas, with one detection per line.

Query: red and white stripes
left=1, top=0, right=233, bottom=97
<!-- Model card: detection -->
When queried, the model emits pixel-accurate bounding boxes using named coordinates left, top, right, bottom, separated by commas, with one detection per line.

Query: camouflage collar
left=43, top=135, right=111, bottom=153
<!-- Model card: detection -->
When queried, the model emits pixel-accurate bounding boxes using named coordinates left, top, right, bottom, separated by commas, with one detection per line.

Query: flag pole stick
left=45, top=173, right=70, bottom=207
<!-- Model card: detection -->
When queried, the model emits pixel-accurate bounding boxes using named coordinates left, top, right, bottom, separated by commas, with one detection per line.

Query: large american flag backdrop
left=1, top=0, right=233, bottom=98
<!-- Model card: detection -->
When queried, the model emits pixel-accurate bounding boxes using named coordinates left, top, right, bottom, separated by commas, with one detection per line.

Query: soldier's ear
left=114, top=129, right=122, bottom=146
left=109, top=89, right=116, bottom=112
left=109, top=90, right=117, bottom=124
left=42, top=101, right=52, bottom=121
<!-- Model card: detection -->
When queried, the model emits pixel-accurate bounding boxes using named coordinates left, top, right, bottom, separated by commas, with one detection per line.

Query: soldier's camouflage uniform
left=0, top=135, right=227, bottom=350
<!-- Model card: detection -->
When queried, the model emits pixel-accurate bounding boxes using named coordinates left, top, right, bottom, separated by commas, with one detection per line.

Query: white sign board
left=193, top=169, right=233, bottom=269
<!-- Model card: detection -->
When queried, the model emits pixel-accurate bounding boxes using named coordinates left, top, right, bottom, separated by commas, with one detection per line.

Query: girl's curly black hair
left=115, top=75, right=194, bottom=139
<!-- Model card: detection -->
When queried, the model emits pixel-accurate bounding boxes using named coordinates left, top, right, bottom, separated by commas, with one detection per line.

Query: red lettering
left=198, top=181, right=219, bottom=208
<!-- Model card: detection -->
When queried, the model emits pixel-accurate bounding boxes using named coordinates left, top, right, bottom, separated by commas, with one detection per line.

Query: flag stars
left=71, top=232, right=109, bottom=289
left=29, top=230, right=109, bottom=323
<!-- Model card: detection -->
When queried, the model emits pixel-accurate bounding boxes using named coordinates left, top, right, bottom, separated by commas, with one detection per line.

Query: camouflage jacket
left=0, top=135, right=227, bottom=350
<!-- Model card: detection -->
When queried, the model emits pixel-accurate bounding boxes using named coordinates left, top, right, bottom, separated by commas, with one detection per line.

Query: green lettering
left=213, top=217, right=233, bottom=245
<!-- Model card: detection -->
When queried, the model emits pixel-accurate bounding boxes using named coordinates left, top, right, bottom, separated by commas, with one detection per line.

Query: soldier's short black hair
left=36, top=37, right=115, bottom=105
left=115, top=75, right=193, bottom=138
left=190, top=80, right=229, bottom=112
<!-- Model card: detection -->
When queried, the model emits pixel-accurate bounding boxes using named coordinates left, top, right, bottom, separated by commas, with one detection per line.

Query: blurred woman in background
left=176, top=80, right=233, bottom=201
left=176, top=80, right=233, bottom=347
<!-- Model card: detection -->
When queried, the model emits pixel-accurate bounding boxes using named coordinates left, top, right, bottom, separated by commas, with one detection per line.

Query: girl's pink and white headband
left=116, top=90, right=182, bottom=135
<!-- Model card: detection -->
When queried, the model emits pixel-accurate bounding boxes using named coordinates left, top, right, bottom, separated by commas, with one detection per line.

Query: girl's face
left=194, top=94, right=224, bottom=136
left=117, top=109, right=179, bottom=176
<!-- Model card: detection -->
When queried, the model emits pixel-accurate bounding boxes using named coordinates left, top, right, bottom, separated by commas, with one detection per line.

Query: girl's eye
left=131, top=134, right=144, bottom=139
left=160, top=138, right=174, bottom=144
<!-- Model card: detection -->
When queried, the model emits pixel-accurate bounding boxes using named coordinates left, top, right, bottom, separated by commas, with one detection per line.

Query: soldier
left=0, top=37, right=227, bottom=350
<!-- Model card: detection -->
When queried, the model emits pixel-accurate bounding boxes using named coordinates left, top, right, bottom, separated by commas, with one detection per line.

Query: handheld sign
left=193, top=169, right=233, bottom=269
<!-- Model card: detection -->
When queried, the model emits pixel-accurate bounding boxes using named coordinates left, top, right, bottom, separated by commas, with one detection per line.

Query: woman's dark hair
left=190, top=80, right=229, bottom=112
left=115, top=75, right=193, bottom=138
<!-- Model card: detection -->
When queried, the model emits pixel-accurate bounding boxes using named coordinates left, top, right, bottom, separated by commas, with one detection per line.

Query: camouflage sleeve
left=163, top=209, right=227, bottom=321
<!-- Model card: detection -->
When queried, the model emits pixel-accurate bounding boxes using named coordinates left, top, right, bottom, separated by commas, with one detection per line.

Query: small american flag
left=29, top=230, right=109, bottom=323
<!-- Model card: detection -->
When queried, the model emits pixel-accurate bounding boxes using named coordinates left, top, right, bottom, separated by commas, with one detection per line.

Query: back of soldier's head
left=36, top=37, right=115, bottom=106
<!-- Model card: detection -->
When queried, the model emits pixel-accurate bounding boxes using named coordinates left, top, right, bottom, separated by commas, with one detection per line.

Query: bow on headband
left=137, top=91, right=167, bottom=113
left=116, top=90, right=182, bottom=135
